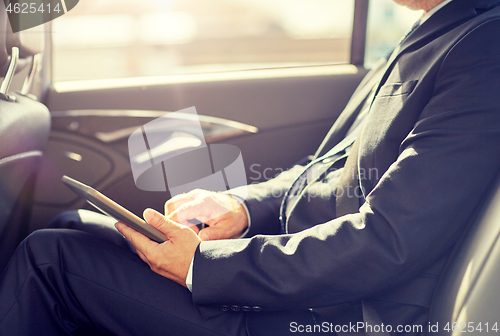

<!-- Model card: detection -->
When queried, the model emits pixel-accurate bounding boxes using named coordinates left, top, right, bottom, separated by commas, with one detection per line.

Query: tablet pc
left=61, top=175, right=167, bottom=243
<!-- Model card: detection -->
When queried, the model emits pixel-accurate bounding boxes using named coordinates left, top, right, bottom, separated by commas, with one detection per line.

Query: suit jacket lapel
left=371, top=0, right=481, bottom=103
left=316, top=0, right=500, bottom=160
left=354, top=0, right=500, bottom=198
left=314, top=58, right=387, bottom=158
left=317, top=0, right=490, bottom=162
left=315, top=0, right=480, bottom=160
left=301, top=0, right=500, bottom=229
left=400, top=0, right=478, bottom=53
left=358, top=0, right=497, bottom=158
left=398, top=0, right=500, bottom=57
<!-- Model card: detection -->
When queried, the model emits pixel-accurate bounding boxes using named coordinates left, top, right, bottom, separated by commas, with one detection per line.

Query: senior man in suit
left=2, top=0, right=500, bottom=335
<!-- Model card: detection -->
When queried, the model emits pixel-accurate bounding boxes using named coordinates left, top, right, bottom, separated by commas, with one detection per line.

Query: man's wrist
left=186, top=196, right=251, bottom=291
left=230, top=194, right=251, bottom=238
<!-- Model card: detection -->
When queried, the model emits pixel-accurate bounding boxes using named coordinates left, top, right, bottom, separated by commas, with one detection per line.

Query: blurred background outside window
left=52, top=0, right=421, bottom=83
left=365, top=0, right=422, bottom=67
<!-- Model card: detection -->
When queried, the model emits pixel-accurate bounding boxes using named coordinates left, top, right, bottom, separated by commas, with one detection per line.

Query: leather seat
left=0, top=4, right=50, bottom=271
left=427, top=176, right=500, bottom=335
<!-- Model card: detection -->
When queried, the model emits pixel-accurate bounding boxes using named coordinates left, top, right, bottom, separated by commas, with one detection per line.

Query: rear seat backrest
left=0, top=3, right=50, bottom=271
left=427, top=177, right=500, bottom=334
left=0, top=6, right=8, bottom=75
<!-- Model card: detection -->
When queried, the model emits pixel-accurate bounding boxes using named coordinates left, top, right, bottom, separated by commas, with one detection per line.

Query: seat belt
left=334, top=72, right=378, bottom=217
left=330, top=301, right=389, bottom=336
left=334, top=135, right=389, bottom=336
left=361, top=301, right=390, bottom=336
left=335, top=136, right=361, bottom=217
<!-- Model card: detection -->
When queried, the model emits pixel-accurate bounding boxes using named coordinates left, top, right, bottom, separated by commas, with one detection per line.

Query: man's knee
left=23, top=229, right=62, bottom=247
left=48, top=209, right=119, bottom=232
left=20, top=229, right=76, bottom=266
left=47, top=210, right=83, bottom=229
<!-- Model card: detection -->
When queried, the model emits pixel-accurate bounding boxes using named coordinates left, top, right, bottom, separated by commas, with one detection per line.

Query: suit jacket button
left=219, top=305, right=230, bottom=312
left=252, top=306, right=262, bottom=312
left=241, top=306, right=252, bottom=312
left=230, top=305, right=241, bottom=312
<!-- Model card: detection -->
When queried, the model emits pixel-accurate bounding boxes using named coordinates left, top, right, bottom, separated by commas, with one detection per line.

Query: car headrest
left=7, top=23, right=44, bottom=59
left=0, top=0, right=44, bottom=101
left=0, top=0, right=44, bottom=60
left=0, top=3, right=9, bottom=73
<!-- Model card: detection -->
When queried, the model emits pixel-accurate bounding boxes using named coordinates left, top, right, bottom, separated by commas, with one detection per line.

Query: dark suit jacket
left=192, top=0, right=500, bottom=334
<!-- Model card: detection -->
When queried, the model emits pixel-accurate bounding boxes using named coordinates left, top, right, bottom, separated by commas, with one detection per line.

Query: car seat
left=427, top=176, right=500, bottom=335
left=0, top=4, right=50, bottom=271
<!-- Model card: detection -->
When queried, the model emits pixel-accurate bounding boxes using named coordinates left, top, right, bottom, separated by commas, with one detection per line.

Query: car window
left=52, top=0, right=355, bottom=83
left=365, top=0, right=422, bottom=68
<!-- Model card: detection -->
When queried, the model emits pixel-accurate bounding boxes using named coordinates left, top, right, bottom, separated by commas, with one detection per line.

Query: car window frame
left=40, top=0, right=370, bottom=97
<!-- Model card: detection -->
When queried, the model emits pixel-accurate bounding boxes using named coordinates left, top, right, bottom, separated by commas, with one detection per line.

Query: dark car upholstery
left=428, top=173, right=500, bottom=335
left=0, top=4, right=50, bottom=271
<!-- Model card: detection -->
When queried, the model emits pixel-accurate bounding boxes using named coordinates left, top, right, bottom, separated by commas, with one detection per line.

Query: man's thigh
left=48, top=209, right=134, bottom=250
left=0, top=229, right=247, bottom=336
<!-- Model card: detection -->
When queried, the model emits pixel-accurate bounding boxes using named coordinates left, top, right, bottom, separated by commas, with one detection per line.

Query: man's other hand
left=165, top=189, right=248, bottom=241
left=115, top=209, right=201, bottom=287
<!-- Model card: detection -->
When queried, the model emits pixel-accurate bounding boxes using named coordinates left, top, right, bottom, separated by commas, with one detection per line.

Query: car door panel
left=30, top=66, right=366, bottom=231
left=47, top=65, right=365, bottom=129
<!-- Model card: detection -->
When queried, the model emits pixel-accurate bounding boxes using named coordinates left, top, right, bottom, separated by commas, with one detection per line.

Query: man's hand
left=115, top=209, right=201, bottom=287
left=165, top=189, right=249, bottom=241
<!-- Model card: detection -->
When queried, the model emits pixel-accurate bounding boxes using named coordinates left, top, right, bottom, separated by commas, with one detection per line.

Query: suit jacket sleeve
left=227, top=61, right=386, bottom=238
left=228, top=164, right=306, bottom=237
left=192, top=20, right=500, bottom=311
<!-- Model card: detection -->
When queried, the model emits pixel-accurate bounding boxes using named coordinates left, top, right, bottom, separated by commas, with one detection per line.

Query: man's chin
left=392, top=0, right=433, bottom=11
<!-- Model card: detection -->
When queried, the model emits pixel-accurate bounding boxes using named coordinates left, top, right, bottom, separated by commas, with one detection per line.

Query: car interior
left=0, top=0, right=499, bottom=334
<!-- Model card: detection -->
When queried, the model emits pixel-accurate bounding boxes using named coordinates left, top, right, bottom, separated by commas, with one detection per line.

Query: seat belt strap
left=335, top=135, right=361, bottom=217
left=332, top=301, right=389, bottom=336
left=334, top=137, right=390, bottom=336
left=361, top=300, right=390, bottom=336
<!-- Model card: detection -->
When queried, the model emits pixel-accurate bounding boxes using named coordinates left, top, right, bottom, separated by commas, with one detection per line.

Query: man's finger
left=115, top=222, right=158, bottom=256
left=144, top=209, right=184, bottom=236
left=167, top=201, right=199, bottom=224
left=164, top=190, right=204, bottom=216
left=164, top=194, right=192, bottom=216
left=168, top=199, right=217, bottom=225
left=198, top=226, right=227, bottom=241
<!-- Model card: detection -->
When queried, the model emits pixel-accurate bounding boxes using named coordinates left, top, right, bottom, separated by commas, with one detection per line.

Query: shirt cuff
left=186, top=257, right=194, bottom=291
left=185, top=195, right=251, bottom=291
left=235, top=197, right=251, bottom=238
